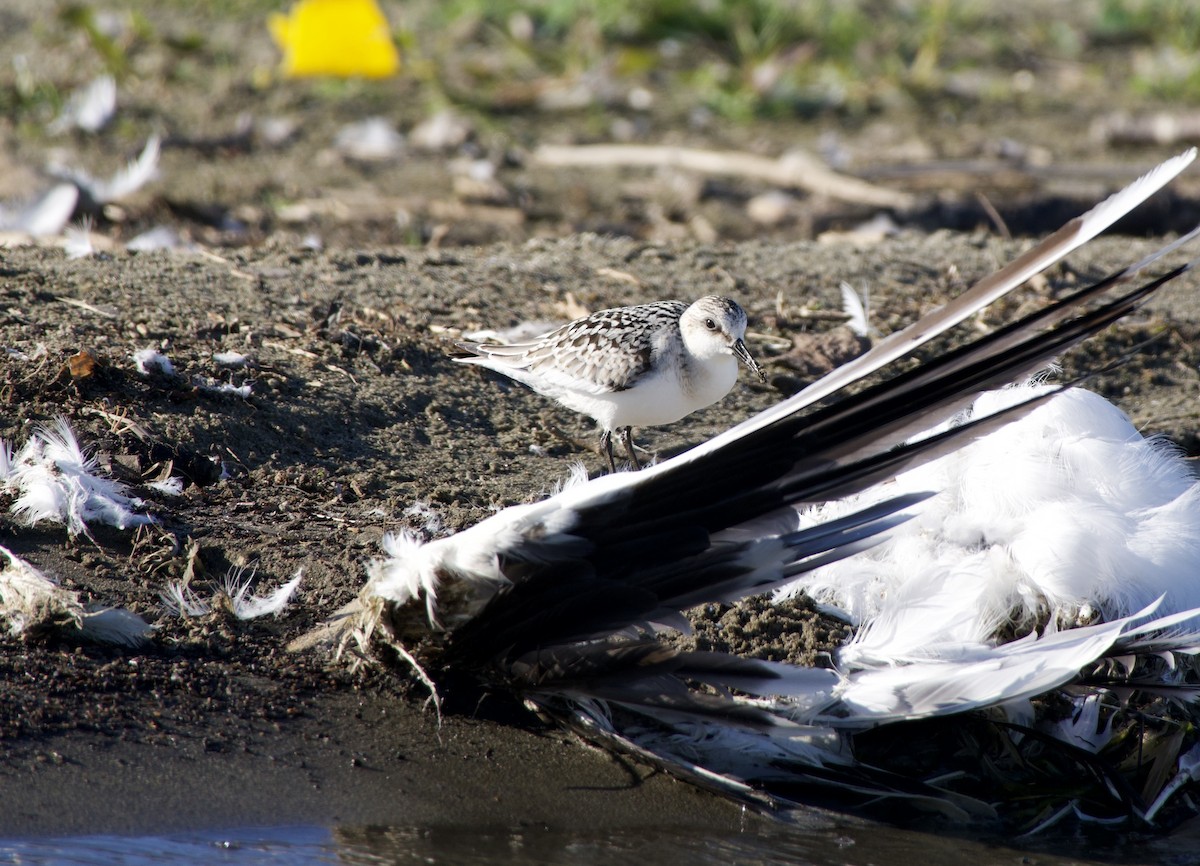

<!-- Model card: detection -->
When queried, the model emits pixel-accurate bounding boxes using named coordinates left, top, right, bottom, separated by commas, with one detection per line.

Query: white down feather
left=778, top=383, right=1200, bottom=668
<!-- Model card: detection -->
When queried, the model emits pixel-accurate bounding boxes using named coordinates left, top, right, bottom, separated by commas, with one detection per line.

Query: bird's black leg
left=618, top=426, right=641, bottom=470
left=599, top=429, right=617, bottom=474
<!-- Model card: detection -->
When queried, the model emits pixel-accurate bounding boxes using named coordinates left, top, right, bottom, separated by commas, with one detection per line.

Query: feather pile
left=785, top=382, right=1200, bottom=668
left=0, top=417, right=156, bottom=537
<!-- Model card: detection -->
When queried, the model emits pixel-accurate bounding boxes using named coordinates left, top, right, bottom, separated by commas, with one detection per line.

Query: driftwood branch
left=533, top=143, right=915, bottom=209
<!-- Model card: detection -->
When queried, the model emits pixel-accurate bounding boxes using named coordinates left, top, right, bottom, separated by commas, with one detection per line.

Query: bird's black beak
left=733, top=338, right=766, bottom=383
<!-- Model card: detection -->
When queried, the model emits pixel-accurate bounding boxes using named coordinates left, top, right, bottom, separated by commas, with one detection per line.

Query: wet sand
left=0, top=688, right=751, bottom=838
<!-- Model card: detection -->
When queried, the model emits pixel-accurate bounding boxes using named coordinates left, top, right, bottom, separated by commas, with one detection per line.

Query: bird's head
left=680, top=296, right=765, bottom=381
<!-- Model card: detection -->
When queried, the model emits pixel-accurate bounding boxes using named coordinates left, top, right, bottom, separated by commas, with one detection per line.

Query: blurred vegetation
left=388, top=0, right=1200, bottom=118
left=11, top=0, right=1200, bottom=126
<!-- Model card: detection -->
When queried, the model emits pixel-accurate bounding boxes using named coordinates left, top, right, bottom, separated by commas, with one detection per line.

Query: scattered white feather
left=2, top=417, right=155, bottom=537
left=448, top=154, right=494, bottom=182
left=3, top=344, right=47, bottom=362
left=409, top=110, right=472, bottom=152
left=256, top=115, right=298, bottom=146
left=52, top=135, right=161, bottom=205
left=162, top=568, right=303, bottom=620
left=63, top=219, right=96, bottom=259
left=548, top=461, right=591, bottom=496
left=133, top=348, right=176, bottom=377
left=195, top=378, right=252, bottom=399
left=224, top=568, right=303, bottom=620
left=146, top=476, right=185, bottom=497
left=818, top=213, right=900, bottom=245
left=80, top=606, right=155, bottom=647
left=48, top=75, right=116, bottom=134
left=125, top=225, right=182, bottom=252
left=0, top=545, right=151, bottom=645
left=0, top=184, right=79, bottom=236
left=839, top=281, right=872, bottom=337
left=212, top=351, right=248, bottom=368
left=403, top=500, right=445, bottom=538
left=335, top=117, right=404, bottom=162
left=159, top=580, right=210, bottom=618
left=746, top=190, right=795, bottom=226
left=95, top=134, right=161, bottom=203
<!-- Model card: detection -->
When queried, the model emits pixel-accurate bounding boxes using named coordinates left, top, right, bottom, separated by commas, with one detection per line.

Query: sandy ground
left=4, top=0, right=1200, bottom=848
left=2, top=229, right=1200, bottom=839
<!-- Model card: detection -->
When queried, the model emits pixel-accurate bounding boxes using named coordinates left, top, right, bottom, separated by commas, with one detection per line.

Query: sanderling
left=456, top=296, right=766, bottom=471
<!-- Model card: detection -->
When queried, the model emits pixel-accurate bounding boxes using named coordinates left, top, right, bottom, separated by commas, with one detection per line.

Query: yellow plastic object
left=269, top=0, right=400, bottom=79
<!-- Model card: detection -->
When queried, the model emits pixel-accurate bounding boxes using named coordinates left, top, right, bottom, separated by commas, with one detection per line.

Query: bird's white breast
left=587, top=351, right=740, bottom=429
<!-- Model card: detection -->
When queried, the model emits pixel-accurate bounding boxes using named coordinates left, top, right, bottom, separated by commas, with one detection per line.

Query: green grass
left=1093, top=0, right=1200, bottom=51
left=17, top=0, right=1200, bottom=127
left=404, top=0, right=1200, bottom=116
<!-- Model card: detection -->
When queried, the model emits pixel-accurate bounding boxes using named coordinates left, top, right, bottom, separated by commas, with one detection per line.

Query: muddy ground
left=2, top=229, right=1200, bottom=841
left=4, top=0, right=1200, bottom=851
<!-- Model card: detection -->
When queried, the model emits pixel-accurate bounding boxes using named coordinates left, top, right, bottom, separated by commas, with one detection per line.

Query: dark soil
left=4, top=0, right=1200, bottom=845
left=2, top=230, right=1199, bottom=837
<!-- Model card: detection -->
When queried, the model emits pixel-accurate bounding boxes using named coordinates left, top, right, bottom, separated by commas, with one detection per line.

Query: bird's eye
left=704, top=318, right=717, bottom=330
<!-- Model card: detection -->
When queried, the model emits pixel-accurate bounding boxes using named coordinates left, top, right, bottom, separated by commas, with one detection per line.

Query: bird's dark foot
left=617, top=427, right=642, bottom=471
left=599, top=430, right=618, bottom=474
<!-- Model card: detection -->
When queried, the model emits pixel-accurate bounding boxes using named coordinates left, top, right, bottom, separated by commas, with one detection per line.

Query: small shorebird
left=455, top=296, right=766, bottom=471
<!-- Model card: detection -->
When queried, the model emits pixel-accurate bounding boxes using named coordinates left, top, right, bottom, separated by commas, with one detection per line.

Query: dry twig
left=533, top=144, right=914, bottom=209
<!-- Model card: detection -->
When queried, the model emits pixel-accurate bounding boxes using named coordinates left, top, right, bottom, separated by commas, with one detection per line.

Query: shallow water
left=7, top=820, right=1200, bottom=866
